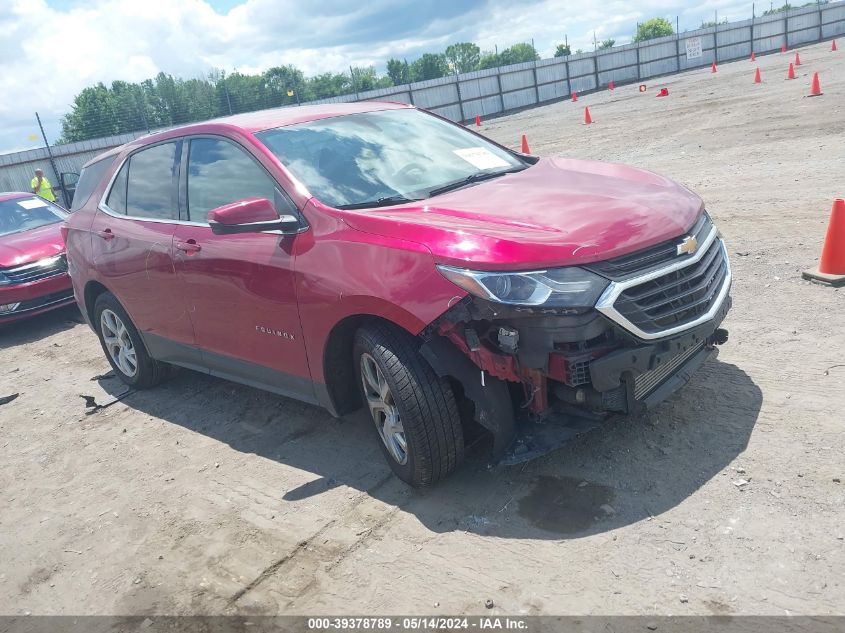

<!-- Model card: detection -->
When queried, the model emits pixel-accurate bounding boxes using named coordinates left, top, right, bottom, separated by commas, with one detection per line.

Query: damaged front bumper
left=420, top=292, right=731, bottom=466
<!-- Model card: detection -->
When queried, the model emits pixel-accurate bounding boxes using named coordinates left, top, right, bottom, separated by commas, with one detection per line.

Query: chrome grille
left=1, top=254, right=68, bottom=284
left=615, top=238, right=728, bottom=334
left=595, top=224, right=731, bottom=340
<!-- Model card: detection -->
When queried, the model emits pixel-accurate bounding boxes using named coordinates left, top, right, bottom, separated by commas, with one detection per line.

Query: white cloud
left=0, top=0, right=755, bottom=153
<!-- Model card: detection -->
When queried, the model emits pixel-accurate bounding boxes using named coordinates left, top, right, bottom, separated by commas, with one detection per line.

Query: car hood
left=339, top=157, right=704, bottom=270
left=0, top=222, right=66, bottom=269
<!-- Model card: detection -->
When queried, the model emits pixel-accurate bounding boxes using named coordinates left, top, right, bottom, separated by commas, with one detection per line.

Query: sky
left=0, top=0, right=762, bottom=155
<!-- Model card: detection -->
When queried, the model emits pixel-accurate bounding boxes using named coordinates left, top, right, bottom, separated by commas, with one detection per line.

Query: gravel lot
left=1, top=40, right=843, bottom=616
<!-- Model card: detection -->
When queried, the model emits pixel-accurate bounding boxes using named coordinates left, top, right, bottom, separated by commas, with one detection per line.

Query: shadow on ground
left=0, top=305, right=83, bottom=350
left=95, top=358, right=760, bottom=540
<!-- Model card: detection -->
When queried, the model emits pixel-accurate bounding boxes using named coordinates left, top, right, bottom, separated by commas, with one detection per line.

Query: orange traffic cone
left=795, top=51, right=802, bottom=66
left=711, top=61, right=717, bottom=73
left=521, top=134, right=531, bottom=154
left=608, top=80, right=614, bottom=91
left=754, top=68, right=762, bottom=83
left=584, top=107, right=593, bottom=125
left=809, top=72, right=822, bottom=96
left=571, top=90, right=578, bottom=102
left=802, top=199, right=845, bottom=286
left=656, top=88, right=669, bottom=97
left=787, top=63, right=796, bottom=80
left=475, top=114, right=481, bottom=127
left=751, top=51, right=756, bottom=62
left=781, top=43, right=787, bottom=53
left=833, top=40, right=838, bottom=52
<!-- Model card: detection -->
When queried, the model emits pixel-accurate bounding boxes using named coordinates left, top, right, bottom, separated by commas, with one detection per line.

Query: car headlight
left=437, top=265, right=610, bottom=310
left=0, top=272, right=10, bottom=286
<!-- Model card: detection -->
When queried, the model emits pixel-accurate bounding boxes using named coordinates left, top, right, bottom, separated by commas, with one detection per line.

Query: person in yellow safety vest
left=31, top=168, right=56, bottom=202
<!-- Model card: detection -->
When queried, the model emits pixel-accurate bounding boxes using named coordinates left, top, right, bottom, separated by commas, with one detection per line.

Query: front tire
left=354, top=323, right=464, bottom=487
left=93, top=292, right=167, bottom=389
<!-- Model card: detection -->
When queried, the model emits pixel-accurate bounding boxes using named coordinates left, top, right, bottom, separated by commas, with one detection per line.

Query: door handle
left=175, top=240, right=201, bottom=253
left=96, top=229, right=114, bottom=240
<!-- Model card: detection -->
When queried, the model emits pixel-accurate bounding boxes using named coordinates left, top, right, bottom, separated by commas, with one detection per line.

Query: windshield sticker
left=453, top=147, right=510, bottom=170
left=18, top=199, right=48, bottom=209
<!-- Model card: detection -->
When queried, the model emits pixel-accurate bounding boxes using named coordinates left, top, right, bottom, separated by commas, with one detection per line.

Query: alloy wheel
left=360, top=352, right=408, bottom=465
left=100, top=309, right=138, bottom=378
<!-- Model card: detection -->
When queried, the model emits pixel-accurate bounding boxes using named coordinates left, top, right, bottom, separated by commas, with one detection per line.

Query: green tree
left=264, top=65, right=304, bottom=105
left=699, top=18, right=728, bottom=27
left=444, top=42, right=481, bottom=73
left=409, top=53, right=448, bottom=81
left=60, top=83, right=117, bottom=142
left=597, top=38, right=615, bottom=50
left=477, top=51, right=500, bottom=69
left=306, top=72, right=353, bottom=99
left=386, top=58, right=410, bottom=85
left=350, top=66, right=380, bottom=91
left=762, top=3, right=792, bottom=14
left=633, top=17, right=674, bottom=42
left=554, top=43, right=571, bottom=57
left=498, top=42, right=539, bottom=66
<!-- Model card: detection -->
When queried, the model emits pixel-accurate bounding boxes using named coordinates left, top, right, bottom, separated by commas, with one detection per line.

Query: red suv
left=64, top=102, right=731, bottom=486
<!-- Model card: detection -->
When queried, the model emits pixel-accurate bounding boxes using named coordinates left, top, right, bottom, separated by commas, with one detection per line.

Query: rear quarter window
left=70, top=156, right=115, bottom=211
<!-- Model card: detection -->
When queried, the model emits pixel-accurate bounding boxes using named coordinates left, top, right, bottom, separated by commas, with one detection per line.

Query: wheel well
left=323, top=315, right=412, bottom=416
left=83, top=281, right=109, bottom=325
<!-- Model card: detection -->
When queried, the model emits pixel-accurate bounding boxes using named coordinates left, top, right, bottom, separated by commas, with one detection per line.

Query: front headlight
left=437, top=265, right=610, bottom=310
left=0, top=272, right=10, bottom=286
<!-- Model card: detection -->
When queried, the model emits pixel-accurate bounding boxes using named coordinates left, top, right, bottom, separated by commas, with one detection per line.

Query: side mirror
left=207, top=197, right=301, bottom=235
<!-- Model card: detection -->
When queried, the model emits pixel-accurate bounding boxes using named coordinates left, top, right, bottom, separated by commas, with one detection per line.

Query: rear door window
left=125, top=142, right=179, bottom=220
left=186, top=138, right=278, bottom=221
left=70, top=157, right=113, bottom=211
left=106, top=162, right=128, bottom=214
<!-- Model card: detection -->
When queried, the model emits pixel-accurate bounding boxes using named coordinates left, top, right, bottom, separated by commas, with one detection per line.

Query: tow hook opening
left=707, top=328, right=729, bottom=347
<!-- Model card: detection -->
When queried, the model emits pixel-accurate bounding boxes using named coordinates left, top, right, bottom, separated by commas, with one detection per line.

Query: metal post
left=564, top=57, right=571, bottom=99
left=675, top=16, right=681, bottom=71
left=593, top=50, right=600, bottom=90
left=35, top=112, right=67, bottom=208
left=784, top=13, right=789, bottom=50
left=818, top=0, right=824, bottom=42
left=495, top=65, right=504, bottom=113
left=349, top=65, right=360, bottom=100
left=455, top=74, right=466, bottom=120
left=224, top=83, right=233, bottom=115
left=138, top=91, right=150, bottom=133
left=635, top=41, right=641, bottom=81
left=714, top=10, right=719, bottom=63
left=751, top=4, right=755, bottom=55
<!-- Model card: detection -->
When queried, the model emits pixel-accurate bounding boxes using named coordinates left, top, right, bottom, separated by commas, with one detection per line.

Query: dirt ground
left=1, top=40, right=844, bottom=617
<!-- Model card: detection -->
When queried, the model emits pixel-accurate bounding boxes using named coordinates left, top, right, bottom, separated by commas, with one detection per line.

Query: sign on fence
left=685, top=37, right=703, bottom=60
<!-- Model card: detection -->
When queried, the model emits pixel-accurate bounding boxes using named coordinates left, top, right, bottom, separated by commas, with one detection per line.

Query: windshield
left=0, top=196, right=68, bottom=238
left=255, top=108, right=526, bottom=209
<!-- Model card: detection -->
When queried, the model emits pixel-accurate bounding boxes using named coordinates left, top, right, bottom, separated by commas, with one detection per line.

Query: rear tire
left=353, top=323, right=464, bottom=487
left=93, top=292, right=167, bottom=389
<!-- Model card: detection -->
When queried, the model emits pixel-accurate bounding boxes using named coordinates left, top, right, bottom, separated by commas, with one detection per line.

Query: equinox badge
left=676, top=235, right=698, bottom=256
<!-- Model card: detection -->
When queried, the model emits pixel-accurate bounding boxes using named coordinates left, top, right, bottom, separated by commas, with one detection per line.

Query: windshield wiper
left=336, top=194, right=421, bottom=210
left=427, top=167, right=526, bottom=198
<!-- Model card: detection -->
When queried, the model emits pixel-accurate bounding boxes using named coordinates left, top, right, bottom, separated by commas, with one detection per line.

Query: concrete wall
left=2, top=1, right=843, bottom=198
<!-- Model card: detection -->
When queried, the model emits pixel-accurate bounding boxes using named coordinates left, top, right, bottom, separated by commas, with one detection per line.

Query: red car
left=0, top=192, right=75, bottom=324
left=64, top=102, right=731, bottom=486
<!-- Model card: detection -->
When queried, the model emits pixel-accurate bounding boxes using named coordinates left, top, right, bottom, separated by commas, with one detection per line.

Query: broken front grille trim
left=594, top=225, right=731, bottom=341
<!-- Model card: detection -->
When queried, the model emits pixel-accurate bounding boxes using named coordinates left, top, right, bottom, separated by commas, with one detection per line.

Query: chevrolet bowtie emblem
left=677, top=235, right=698, bottom=256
